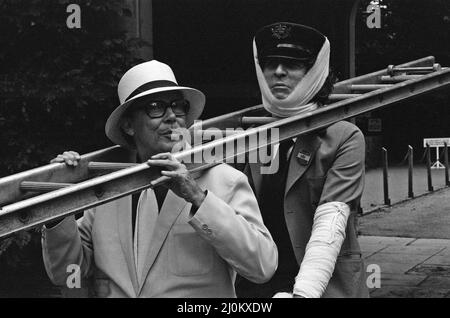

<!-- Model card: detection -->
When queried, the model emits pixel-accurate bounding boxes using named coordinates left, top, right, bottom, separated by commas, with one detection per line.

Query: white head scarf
left=253, top=37, right=330, bottom=118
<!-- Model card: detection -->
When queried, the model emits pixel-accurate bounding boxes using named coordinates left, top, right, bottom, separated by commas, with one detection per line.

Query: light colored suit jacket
left=42, top=163, right=278, bottom=298
left=247, top=121, right=369, bottom=298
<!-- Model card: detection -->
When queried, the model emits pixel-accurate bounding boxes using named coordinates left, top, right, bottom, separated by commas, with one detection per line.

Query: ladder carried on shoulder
left=0, top=56, right=449, bottom=238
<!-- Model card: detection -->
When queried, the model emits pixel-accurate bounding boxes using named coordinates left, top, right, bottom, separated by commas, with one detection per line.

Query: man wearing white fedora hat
left=42, top=60, right=277, bottom=298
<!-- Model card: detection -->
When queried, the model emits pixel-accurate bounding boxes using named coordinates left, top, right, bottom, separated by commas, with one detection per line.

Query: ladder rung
left=242, top=117, right=277, bottom=125
left=350, top=84, right=393, bottom=91
left=328, top=94, right=361, bottom=101
left=387, top=64, right=441, bottom=76
left=88, top=162, right=137, bottom=171
left=20, top=181, right=73, bottom=192
left=392, top=66, right=437, bottom=72
left=193, top=129, right=240, bottom=140
left=380, top=75, right=423, bottom=83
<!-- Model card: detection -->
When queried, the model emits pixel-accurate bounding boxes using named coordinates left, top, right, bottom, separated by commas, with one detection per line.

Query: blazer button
left=287, top=210, right=294, bottom=214
left=202, top=224, right=208, bottom=230
left=206, top=229, right=213, bottom=235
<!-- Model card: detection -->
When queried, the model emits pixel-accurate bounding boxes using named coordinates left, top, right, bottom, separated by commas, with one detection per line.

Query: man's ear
left=121, top=117, right=135, bottom=137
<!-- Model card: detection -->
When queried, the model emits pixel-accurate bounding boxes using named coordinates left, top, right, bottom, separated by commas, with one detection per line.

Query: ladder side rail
left=0, top=145, right=135, bottom=206
left=332, top=56, right=436, bottom=93
left=0, top=56, right=439, bottom=206
left=190, top=104, right=264, bottom=131
left=3, top=65, right=450, bottom=214
left=1, top=66, right=449, bottom=238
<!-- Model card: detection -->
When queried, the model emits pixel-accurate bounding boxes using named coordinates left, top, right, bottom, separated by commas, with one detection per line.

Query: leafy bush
left=0, top=0, right=145, bottom=265
left=356, top=0, right=450, bottom=74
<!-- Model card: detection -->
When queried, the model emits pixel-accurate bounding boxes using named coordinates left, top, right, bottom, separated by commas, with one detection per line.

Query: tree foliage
left=0, top=0, right=144, bottom=265
left=356, top=0, right=450, bottom=74
left=355, top=0, right=450, bottom=162
left=0, top=0, right=144, bottom=176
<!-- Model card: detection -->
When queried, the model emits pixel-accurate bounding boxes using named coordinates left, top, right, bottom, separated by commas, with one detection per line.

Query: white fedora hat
left=105, top=60, right=205, bottom=148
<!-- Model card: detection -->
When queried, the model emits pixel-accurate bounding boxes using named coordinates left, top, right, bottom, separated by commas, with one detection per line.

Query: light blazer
left=42, top=163, right=278, bottom=298
left=247, top=121, right=369, bottom=298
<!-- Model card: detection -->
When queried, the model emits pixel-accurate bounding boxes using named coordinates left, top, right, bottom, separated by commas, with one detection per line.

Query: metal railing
left=380, top=143, right=450, bottom=207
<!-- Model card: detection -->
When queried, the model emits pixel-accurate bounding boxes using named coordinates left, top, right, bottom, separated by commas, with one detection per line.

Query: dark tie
left=278, top=139, right=294, bottom=167
left=264, top=139, right=294, bottom=186
left=131, top=192, right=141, bottom=239
left=257, top=138, right=299, bottom=295
left=260, top=139, right=294, bottom=212
left=154, top=186, right=168, bottom=211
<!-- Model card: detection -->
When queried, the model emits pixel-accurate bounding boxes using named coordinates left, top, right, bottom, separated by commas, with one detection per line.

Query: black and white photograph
left=0, top=0, right=449, bottom=302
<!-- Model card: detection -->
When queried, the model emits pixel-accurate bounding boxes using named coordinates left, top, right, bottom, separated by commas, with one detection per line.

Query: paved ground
left=360, top=235, right=450, bottom=298
left=359, top=187, right=450, bottom=239
left=359, top=164, right=450, bottom=297
left=2, top=164, right=448, bottom=298
left=362, top=164, right=448, bottom=213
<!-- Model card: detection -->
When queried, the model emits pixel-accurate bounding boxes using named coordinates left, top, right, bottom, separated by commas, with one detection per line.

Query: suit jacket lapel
left=138, top=190, right=187, bottom=294
left=116, top=196, right=139, bottom=295
left=285, top=133, right=321, bottom=196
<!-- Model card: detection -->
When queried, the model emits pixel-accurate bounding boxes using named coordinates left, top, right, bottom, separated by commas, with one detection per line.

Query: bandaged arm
left=293, top=201, right=350, bottom=298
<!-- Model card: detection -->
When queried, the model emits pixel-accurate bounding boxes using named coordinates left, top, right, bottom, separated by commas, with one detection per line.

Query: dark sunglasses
left=137, top=99, right=190, bottom=118
left=261, top=57, right=312, bottom=71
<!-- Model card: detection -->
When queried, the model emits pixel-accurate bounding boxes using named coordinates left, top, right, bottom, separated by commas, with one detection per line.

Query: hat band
left=125, top=80, right=178, bottom=102
left=277, top=43, right=311, bottom=54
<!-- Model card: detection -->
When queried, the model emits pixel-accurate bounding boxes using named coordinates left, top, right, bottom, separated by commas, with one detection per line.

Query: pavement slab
left=358, top=178, right=450, bottom=297
left=379, top=273, right=427, bottom=287
left=359, top=188, right=450, bottom=239
left=408, top=264, right=450, bottom=277
left=437, top=247, right=450, bottom=255
left=365, top=252, right=431, bottom=265
left=360, top=235, right=450, bottom=297
left=423, top=253, right=450, bottom=265
left=379, top=245, right=446, bottom=255
left=362, top=165, right=448, bottom=212
left=408, top=238, right=450, bottom=248
left=366, top=261, right=418, bottom=274
left=359, top=235, right=416, bottom=246
left=361, top=244, right=388, bottom=258
left=370, top=286, right=450, bottom=298
left=419, top=276, right=450, bottom=289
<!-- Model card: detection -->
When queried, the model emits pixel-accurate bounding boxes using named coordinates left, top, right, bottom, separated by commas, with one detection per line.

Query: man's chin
left=270, top=89, right=290, bottom=100
left=272, top=93, right=289, bottom=100
left=163, top=140, right=185, bottom=154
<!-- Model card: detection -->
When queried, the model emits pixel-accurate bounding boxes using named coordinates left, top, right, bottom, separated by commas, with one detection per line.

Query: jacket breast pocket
left=306, top=176, right=326, bottom=207
left=168, top=224, right=214, bottom=277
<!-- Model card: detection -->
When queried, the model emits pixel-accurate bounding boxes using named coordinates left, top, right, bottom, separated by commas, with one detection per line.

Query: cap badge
left=271, top=24, right=291, bottom=40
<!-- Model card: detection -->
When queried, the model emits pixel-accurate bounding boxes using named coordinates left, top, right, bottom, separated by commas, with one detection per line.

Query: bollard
left=426, top=143, right=434, bottom=192
left=445, top=142, right=449, bottom=186
left=381, top=147, right=391, bottom=205
left=408, top=145, right=414, bottom=198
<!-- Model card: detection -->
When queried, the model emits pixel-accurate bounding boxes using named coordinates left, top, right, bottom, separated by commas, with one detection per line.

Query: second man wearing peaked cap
left=237, top=22, right=369, bottom=298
